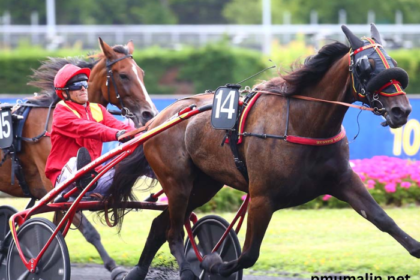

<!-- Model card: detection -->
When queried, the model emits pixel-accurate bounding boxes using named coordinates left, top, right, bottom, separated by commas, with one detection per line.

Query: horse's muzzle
left=138, top=109, right=155, bottom=127
left=385, top=104, right=412, bottom=128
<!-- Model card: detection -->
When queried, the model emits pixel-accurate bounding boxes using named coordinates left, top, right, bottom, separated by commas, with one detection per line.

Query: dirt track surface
left=70, top=264, right=302, bottom=280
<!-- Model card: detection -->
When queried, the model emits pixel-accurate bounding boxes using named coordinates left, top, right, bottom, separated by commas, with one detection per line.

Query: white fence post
left=46, top=0, right=56, bottom=41
left=2, top=11, right=10, bottom=47
left=396, top=10, right=403, bottom=25
left=310, top=10, right=318, bottom=25
left=31, top=11, right=39, bottom=45
left=339, top=9, right=347, bottom=43
left=262, top=0, right=272, bottom=55
left=368, top=10, right=375, bottom=24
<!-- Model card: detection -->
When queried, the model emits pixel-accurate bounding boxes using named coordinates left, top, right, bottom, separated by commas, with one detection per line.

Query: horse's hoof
left=111, top=267, right=128, bottom=280
left=200, top=252, right=223, bottom=275
left=180, top=268, right=196, bottom=280
left=409, top=247, right=420, bottom=258
left=179, top=263, right=197, bottom=280
left=105, top=261, right=118, bottom=272
left=112, top=266, right=147, bottom=280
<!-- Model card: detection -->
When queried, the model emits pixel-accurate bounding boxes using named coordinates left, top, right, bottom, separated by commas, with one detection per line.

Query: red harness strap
left=236, top=92, right=347, bottom=146
left=237, top=92, right=262, bottom=144
left=352, top=43, right=382, bottom=55
left=285, top=127, right=346, bottom=146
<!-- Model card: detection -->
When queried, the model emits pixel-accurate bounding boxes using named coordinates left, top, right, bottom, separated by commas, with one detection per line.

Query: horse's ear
left=98, top=37, right=116, bottom=60
left=126, top=40, right=134, bottom=54
left=341, top=25, right=364, bottom=50
left=370, top=23, right=383, bottom=45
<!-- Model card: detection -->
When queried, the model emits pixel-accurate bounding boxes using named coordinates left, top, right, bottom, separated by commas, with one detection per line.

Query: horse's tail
left=103, top=144, right=157, bottom=231
left=27, top=56, right=96, bottom=105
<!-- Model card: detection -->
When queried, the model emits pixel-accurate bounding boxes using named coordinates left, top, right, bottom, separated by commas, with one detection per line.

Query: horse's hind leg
left=73, top=212, right=119, bottom=271
left=120, top=209, right=170, bottom=280
left=53, top=211, right=118, bottom=272
left=331, top=172, right=420, bottom=257
left=122, top=173, right=224, bottom=280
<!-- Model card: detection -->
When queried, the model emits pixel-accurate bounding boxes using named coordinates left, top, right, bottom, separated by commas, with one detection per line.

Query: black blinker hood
left=366, top=67, right=409, bottom=93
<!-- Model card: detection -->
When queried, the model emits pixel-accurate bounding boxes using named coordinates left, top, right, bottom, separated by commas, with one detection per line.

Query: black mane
left=27, top=56, right=98, bottom=106
left=27, top=44, right=129, bottom=107
left=263, top=41, right=350, bottom=96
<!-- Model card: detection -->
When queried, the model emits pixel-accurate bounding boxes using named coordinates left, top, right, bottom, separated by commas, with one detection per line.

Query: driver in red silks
left=45, top=64, right=134, bottom=201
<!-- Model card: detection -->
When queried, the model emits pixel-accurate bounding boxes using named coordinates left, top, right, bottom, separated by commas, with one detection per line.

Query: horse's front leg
left=331, top=171, right=420, bottom=257
left=201, top=195, right=274, bottom=277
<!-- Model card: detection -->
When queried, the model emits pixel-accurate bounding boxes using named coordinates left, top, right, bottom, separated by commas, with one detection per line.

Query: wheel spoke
left=34, top=224, right=43, bottom=254
left=196, top=225, right=213, bottom=254
left=16, top=268, right=30, bottom=280
left=205, top=223, right=216, bottom=250
left=219, top=237, right=234, bottom=259
left=0, top=252, right=6, bottom=265
left=41, top=241, right=61, bottom=270
left=21, top=243, right=35, bottom=260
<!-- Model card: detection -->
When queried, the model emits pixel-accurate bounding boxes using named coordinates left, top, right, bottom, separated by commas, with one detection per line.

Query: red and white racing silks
left=45, top=100, right=133, bottom=185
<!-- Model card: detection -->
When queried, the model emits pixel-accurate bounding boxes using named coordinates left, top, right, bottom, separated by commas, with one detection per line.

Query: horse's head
left=91, top=38, right=158, bottom=127
left=343, top=24, right=411, bottom=128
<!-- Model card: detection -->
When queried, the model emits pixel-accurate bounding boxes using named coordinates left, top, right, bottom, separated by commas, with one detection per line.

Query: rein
left=118, top=86, right=374, bottom=145
left=105, top=54, right=136, bottom=120
left=255, top=90, right=374, bottom=112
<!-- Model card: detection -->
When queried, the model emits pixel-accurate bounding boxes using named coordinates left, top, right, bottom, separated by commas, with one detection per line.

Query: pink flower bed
left=322, top=156, right=420, bottom=204
left=351, top=156, right=420, bottom=189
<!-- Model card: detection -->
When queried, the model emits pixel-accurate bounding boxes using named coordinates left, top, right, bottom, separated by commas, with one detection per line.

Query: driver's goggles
left=67, top=80, right=88, bottom=91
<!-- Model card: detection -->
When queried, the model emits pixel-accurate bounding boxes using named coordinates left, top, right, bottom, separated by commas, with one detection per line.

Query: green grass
left=2, top=196, right=420, bottom=278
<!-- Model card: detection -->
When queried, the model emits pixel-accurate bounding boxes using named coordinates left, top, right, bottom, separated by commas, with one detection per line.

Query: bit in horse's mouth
left=381, top=112, right=389, bottom=127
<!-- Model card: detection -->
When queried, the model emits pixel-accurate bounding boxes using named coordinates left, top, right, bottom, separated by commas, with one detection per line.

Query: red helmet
left=54, top=64, right=91, bottom=100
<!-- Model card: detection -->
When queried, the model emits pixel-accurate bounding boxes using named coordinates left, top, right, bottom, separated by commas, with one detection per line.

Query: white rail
left=1, top=24, right=420, bottom=52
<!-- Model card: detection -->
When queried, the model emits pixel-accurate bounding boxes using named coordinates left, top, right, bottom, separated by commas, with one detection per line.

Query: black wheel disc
left=184, top=215, right=242, bottom=280
left=7, top=217, right=70, bottom=280
left=0, top=205, right=18, bottom=280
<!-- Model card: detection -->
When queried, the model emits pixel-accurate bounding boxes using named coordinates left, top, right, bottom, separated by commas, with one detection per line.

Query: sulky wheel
left=7, top=217, right=70, bottom=280
left=184, top=215, right=242, bottom=280
left=0, top=205, right=18, bottom=280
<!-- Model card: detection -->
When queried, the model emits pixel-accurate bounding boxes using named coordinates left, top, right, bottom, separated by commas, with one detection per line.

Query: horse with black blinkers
left=107, top=24, right=416, bottom=280
left=0, top=38, right=157, bottom=277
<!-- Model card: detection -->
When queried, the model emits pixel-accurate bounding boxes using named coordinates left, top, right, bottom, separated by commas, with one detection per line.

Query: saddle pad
left=13, top=106, right=31, bottom=153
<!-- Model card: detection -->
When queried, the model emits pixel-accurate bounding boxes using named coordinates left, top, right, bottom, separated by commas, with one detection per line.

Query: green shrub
left=2, top=43, right=419, bottom=95
left=0, top=44, right=267, bottom=95
left=388, top=49, right=420, bottom=94
left=196, top=187, right=245, bottom=213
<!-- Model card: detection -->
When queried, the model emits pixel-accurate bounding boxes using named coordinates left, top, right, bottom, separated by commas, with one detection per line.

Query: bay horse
left=0, top=38, right=157, bottom=274
left=107, top=24, right=418, bottom=280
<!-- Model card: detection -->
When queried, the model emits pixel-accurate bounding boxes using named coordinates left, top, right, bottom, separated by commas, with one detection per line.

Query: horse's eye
left=119, top=74, right=129, bottom=80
